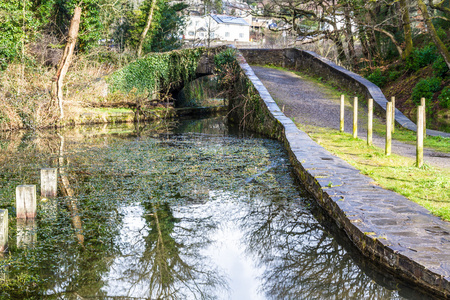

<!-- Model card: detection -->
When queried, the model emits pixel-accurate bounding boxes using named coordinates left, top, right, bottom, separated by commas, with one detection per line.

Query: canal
left=0, top=115, right=434, bottom=299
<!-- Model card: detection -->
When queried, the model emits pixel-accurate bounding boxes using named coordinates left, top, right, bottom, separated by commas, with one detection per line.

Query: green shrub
left=433, top=56, right=449, bottom=78
left=437, top=27, right=447, bottom=41
left=388, top=70, right=402, bottom=81
left=406, top=45, right=438, bottom=72
left=411, top=77, right=441, bottom=104
left=366, top=68, right=387, bottom=87
left=438, top=86, right=450, bottom=108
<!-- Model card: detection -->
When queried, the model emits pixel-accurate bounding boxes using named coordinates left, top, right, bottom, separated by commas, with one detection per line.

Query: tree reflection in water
left=239, top=190, right=426, bottom=300
left=104, top=201, right=226, bottom=299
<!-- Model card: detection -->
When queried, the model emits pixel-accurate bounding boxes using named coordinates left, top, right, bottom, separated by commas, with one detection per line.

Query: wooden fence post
left=340, top=95, right=345, bottom=132
left=16, top=185, right=36, bottom=219
left=386, top=102, right=392, bottom=156
left=391, top=96, right=396, bottom=134
left=417, top=106, right=424, bottom=167
left=420, top=98, right=426, bottom=139
left=0, top=210, right=7, bottom=252
left=367, top=98, right=373, bottom=146
left=353, top=97, right=358, bottom=138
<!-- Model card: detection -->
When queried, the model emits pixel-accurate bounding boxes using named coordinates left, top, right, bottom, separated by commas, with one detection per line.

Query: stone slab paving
left=237, top=52, right=450, bottom=298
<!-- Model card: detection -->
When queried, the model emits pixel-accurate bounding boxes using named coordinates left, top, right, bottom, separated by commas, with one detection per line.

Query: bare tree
left=52, top=6, right=82, bottom=119
left=137, top=0, right=157, bottom=57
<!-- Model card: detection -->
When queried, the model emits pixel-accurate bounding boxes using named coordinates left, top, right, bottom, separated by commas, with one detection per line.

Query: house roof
left=210, top=14, right=249, bottom=26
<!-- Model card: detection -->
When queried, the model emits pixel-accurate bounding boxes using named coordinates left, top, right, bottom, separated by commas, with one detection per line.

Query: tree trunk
left=358, top=26, right=371, bottom=64
left=344, top=7, right=358, bottom=70
left=367, top=10, right=381, bottom=58
left=418, top=0, right=450, bottom=69
left=331, top=33, right=349, bottom=66
left=137, top=0, right=157, bottom=57
left=400, top=0, right=413, bottom=59
left=373, top=27, right=404, bottom=57
left=52, top=6, right=82, bottom=119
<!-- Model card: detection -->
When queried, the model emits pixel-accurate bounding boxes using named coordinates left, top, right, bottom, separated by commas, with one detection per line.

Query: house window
left=188, top=31, right=195, bottom=36
left=199, top=32, right=205, bottom=37
left=239, top=33, right=244, bottom=38
left=225, top=32, right=230, bottom=37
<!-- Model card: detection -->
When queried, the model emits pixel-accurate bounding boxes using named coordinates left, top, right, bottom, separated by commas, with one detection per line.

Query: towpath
left=251, top=66, right=450, bottom=169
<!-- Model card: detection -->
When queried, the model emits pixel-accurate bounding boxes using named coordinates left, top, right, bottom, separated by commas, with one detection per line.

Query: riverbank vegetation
left=0, top=0, right=189, bottom=131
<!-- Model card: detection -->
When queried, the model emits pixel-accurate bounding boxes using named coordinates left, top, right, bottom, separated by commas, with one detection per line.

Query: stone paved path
left=251, top=66, right=450, bottom=169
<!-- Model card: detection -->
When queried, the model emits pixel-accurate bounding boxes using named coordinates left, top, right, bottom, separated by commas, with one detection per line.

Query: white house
left=184, top=14, right=250, bottom=43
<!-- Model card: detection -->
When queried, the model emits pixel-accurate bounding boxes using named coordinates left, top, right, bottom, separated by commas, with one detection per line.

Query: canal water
left=0, top=116, right=434, bottom=299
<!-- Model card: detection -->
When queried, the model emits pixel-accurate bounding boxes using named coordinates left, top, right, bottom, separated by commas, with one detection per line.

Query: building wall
left=184, top=15, right=249, bottom=42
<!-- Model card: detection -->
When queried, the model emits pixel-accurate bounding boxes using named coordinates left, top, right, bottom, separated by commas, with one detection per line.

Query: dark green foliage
left=388, top=70, right=402, bottom=81
left=438, top=86, right=450, bottom=108
left=433, top=56, right=450, bottom=78
left=406, top=45, right=438, bottom=72
left=366, top=68, right=387, bottom=87
left=114, top=0, right=187, bottom=54
left=411, top=77, right=442, bottom=104
left=0, top=0, right=39, bottom=68
left=107, top=47, right=205, bottom=95
left=146, top=2, right=188, bottom=52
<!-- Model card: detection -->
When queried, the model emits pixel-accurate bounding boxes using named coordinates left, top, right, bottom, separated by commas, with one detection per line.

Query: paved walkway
left=251, top=66, right=450, bottom=169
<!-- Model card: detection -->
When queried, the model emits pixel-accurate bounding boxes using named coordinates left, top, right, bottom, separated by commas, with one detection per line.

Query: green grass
left=297, top=123, right=450, bottom=221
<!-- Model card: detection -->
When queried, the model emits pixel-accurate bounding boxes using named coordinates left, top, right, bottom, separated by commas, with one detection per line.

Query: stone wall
left=229, top=49, right=450, bottom=298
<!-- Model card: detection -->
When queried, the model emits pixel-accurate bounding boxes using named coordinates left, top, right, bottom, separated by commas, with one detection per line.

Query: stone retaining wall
left=230, top=49, right=450, bottom=299
left=239, top=48, right=450, bottom=138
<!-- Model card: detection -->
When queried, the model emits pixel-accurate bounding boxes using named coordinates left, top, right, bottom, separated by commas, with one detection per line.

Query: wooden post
left=421, top=98, right=426, bottom=138
left=0, top=209, right=7, bottom=252
left=340, top=95, right=345, bottom=132
left=353, top=97, right=358, bottom=138
left=391, top=96, right=396, bottom=133
left=386, top=102, right=392, bottom=156
left=417, top=106, right=424, bottom=167
left=16, top=185, right=36, bottom=219
left=367, top=98, right=373, bottom=146
left=41, top=168, right=58, bottom=198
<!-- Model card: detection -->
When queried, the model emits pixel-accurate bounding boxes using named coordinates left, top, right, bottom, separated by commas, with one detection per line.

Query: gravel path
left=251, top=66, right=450, bottom=169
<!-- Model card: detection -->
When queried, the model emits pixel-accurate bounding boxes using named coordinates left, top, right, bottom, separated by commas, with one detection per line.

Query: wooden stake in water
left=41, top=168, right=58, bottom=198
left=386, top=102, right=392, bottom=156
left=340, top=95, right=345, bottom=132
left=421, top=98, right=426, bottom=139
left=417, top=105, right=424, bottom=167
left=353, top=97, right=358, bottom=138
left=0, top=209, right=7, bottom=252
left=391, top=96, right=395, bottom=134
left=16, top=185, right=36, bottom=219
left=367, top=98, right=373, bottom=146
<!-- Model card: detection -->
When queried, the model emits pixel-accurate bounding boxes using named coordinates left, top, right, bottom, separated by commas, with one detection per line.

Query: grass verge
left=297, top=123, right=450, bottom=221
